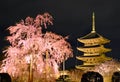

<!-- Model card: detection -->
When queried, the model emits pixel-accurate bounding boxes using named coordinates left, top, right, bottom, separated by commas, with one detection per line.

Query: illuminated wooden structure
left=76, top=13, right=112, bottom=70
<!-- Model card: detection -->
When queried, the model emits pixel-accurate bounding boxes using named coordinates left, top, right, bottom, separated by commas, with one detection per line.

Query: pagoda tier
left=76, top=65, right=95, bottom=70
left=77, top=32, right=110, bottom=46
left=76, top=12, right=112, bottom=70
left=76, top=54, right=111, bottom=63
left=77, top=45, right=111, bottom=54
left=81, top=53, right=104, bottom=56
left=76, top=54, right=112, bottom=70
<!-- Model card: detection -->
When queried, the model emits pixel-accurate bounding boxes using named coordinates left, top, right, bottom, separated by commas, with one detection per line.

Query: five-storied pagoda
left=76, top=12, right=112, bottom=70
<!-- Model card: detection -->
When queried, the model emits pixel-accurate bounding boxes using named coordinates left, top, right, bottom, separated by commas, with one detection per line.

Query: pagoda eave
left=75, top=65, right=95, bottom=70
left=76, top=54, right=112, bottom=62
left=76, top=55, right=100, bottom=61
left=77, top=47, right=111, bottom=53
left=77, top=37, right=110, bottom=46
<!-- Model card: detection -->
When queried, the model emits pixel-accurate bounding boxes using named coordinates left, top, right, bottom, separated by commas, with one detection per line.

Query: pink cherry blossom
left=0, top=13, right=73, bottom=81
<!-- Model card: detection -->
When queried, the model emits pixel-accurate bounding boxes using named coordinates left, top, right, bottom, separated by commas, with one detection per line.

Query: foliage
left=69, top=69, right=83, bottom=82
left=93, top=59, right=120, bottom=76
left=0, top=13, right=73, bottom=82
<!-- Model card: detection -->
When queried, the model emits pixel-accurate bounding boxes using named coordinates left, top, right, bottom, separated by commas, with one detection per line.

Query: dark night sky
left=0, top=0, right=120, bottom=68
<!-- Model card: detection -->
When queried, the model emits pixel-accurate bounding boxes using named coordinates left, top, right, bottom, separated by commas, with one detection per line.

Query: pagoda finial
left=91, top=12, right=96, bottom=33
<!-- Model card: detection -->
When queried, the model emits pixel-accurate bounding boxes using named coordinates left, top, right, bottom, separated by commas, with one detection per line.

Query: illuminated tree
left=93, top=59, right=120, bottom=76
left=91, top=59, right=120, bottom=82
left=0, top=13, right=73, bottom=82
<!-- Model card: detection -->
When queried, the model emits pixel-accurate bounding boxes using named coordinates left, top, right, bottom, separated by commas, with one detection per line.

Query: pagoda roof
left=80, top=45, right=100, bottom=48
left=80, top=32, right=101, bottom=39
left=76, top=54, right=112, bottom=70
left=76, top=55, right=101, bottom=62
left=77, top=12, right=110, bottom=45
left=77, top=54, right=100, bottom=57
left=77, top=32, right=110, bottom=45
left=77, top=45, right=111, bottom=53
left=76, top=54, right=112, bottom=62
left=83, top=53, right=101, bottom=56
left=75, top=65, right=95, bottom=70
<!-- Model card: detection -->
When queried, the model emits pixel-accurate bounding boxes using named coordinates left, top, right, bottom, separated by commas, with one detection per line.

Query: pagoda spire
left=76, top=13, right=112, bottom=71
left=91, top=12, right=96, bottom=33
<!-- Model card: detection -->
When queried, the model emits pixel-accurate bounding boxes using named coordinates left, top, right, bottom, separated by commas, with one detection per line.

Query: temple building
left=75, top=12, right=112, bottom=70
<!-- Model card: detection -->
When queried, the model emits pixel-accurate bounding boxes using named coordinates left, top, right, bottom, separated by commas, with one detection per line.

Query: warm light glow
left=93, top=59, right=120, bottom=76
left=0, top=13, right=73, bottom=82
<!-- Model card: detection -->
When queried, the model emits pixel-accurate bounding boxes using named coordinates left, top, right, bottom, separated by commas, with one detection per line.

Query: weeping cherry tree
left=0, top=13, right=73, bottom=82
